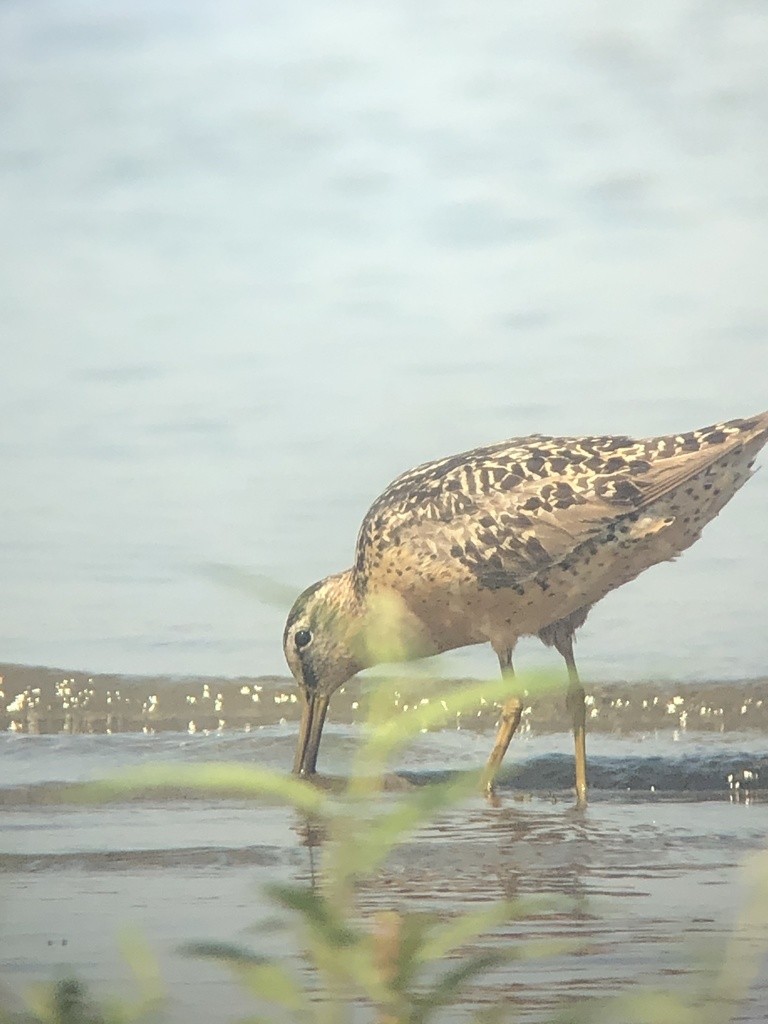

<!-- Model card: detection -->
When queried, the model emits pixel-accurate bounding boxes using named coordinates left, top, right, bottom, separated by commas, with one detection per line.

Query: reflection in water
left=2, top=720, right=767, bottom=1021
left=339, top=797, right=768, bottom=1018
left=2, top=773, right=767, bottom=1021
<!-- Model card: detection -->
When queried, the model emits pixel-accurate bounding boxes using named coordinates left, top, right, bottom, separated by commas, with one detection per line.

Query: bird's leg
left=481, top=649, right=523, bottom=795
left=558, top=633, right=588, bottom=807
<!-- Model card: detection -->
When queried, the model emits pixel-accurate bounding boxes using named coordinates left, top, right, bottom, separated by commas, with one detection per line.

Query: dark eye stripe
left=301, top=658, right=318, bottom=691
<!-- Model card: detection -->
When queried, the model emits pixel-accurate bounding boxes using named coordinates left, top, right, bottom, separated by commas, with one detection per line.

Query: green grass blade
left=184, top=942, right=305, bottom=1013
left=265, top=885, right=360, bottom=948
left=420, top=897, right=571, bottom=964
left=201, top=564, right=298, bottom=608
left=116, top=929, right=164, bottom=1012
left=335, top=775, right=476, bottom=881
left=353, top=677, right=508, bottom=778
left=414, top=952, right=506, bottom=1023
left=548, top=991, right=698, bottom=1024
left=182, top=941, right=267, bottom=965
left=234, top=965, right=306, bottom=1013
left=416, top=903, right=520, bottom=964
left=354, top=671, right=560, bottom=776
left=78, top=764, right=329, bottom=818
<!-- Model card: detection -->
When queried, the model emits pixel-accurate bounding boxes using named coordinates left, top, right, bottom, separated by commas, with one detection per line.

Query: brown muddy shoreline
left=1, top=661, right=766, bottom=735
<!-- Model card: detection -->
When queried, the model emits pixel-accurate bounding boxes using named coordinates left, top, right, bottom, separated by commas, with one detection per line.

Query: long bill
left=293, top=691, right=330, bottom=776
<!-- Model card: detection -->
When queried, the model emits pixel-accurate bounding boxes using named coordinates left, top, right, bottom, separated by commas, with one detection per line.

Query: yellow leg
left=561, top=637, right=588, bottom=807
left=481, top=650, right=522, bottom=795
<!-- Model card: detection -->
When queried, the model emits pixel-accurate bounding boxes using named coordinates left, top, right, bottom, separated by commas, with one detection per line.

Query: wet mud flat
left=1, top=661, right=767, bottom=736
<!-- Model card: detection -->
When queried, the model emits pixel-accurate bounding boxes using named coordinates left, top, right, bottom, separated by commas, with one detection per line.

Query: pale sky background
left=1, top=0, right=767, bottom=680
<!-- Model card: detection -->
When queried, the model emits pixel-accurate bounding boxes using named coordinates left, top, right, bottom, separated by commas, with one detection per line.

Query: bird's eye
left=294, top=628, right=313, bottom=651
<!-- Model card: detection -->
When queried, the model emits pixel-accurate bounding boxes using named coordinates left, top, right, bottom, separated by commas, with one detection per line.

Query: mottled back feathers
left=353, top=413, right=768, bottom=598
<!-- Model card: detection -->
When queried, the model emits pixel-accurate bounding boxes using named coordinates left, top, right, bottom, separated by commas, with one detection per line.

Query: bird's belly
left=408, top=534, right=673, bottom=654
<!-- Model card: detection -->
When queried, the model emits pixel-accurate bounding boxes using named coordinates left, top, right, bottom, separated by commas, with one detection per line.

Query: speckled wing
left=353, top=414, right=768, bottom=595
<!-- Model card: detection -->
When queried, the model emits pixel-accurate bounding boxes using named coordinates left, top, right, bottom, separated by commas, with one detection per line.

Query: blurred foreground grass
left=2, top=672, right=767, bottom=1024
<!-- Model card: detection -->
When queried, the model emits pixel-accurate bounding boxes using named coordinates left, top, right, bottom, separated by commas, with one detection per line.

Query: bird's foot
left=481, top=771, right=503, bottom=807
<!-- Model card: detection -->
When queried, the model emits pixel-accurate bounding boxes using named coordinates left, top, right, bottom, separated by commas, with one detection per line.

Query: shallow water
left=3, top=792, right=768, bottom=1022
left=0, top=719, right=766, bottom=797
left=1, top=0, right=768, bottom=683
left=2, top=693, right=768, bottom=1021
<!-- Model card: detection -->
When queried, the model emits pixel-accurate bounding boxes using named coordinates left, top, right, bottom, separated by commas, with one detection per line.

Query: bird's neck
left=339, top=570, right=435, bottom=667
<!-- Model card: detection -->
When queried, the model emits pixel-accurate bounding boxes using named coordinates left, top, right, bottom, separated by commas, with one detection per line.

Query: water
left=1, top=0, right=768, bottom=681
left=2, top=717, right=768, bottom=1021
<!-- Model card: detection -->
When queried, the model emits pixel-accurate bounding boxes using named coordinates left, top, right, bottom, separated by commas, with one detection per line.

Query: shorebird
left=284, top=412, right=768, bottom=803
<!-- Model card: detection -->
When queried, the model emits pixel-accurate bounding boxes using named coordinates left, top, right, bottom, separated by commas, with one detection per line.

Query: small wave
left=0, top=844, right=286, bottom=874
left=509, top=752, right=763, bottom=793
left=397, top=751, right=765, bottom=797
left=0, top=751, right=762, bottom=809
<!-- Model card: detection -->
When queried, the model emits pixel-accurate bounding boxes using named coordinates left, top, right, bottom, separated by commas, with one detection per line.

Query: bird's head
left=283, top=572, right=365, bottom=776
left=284, top=570, right=434, bottom=776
